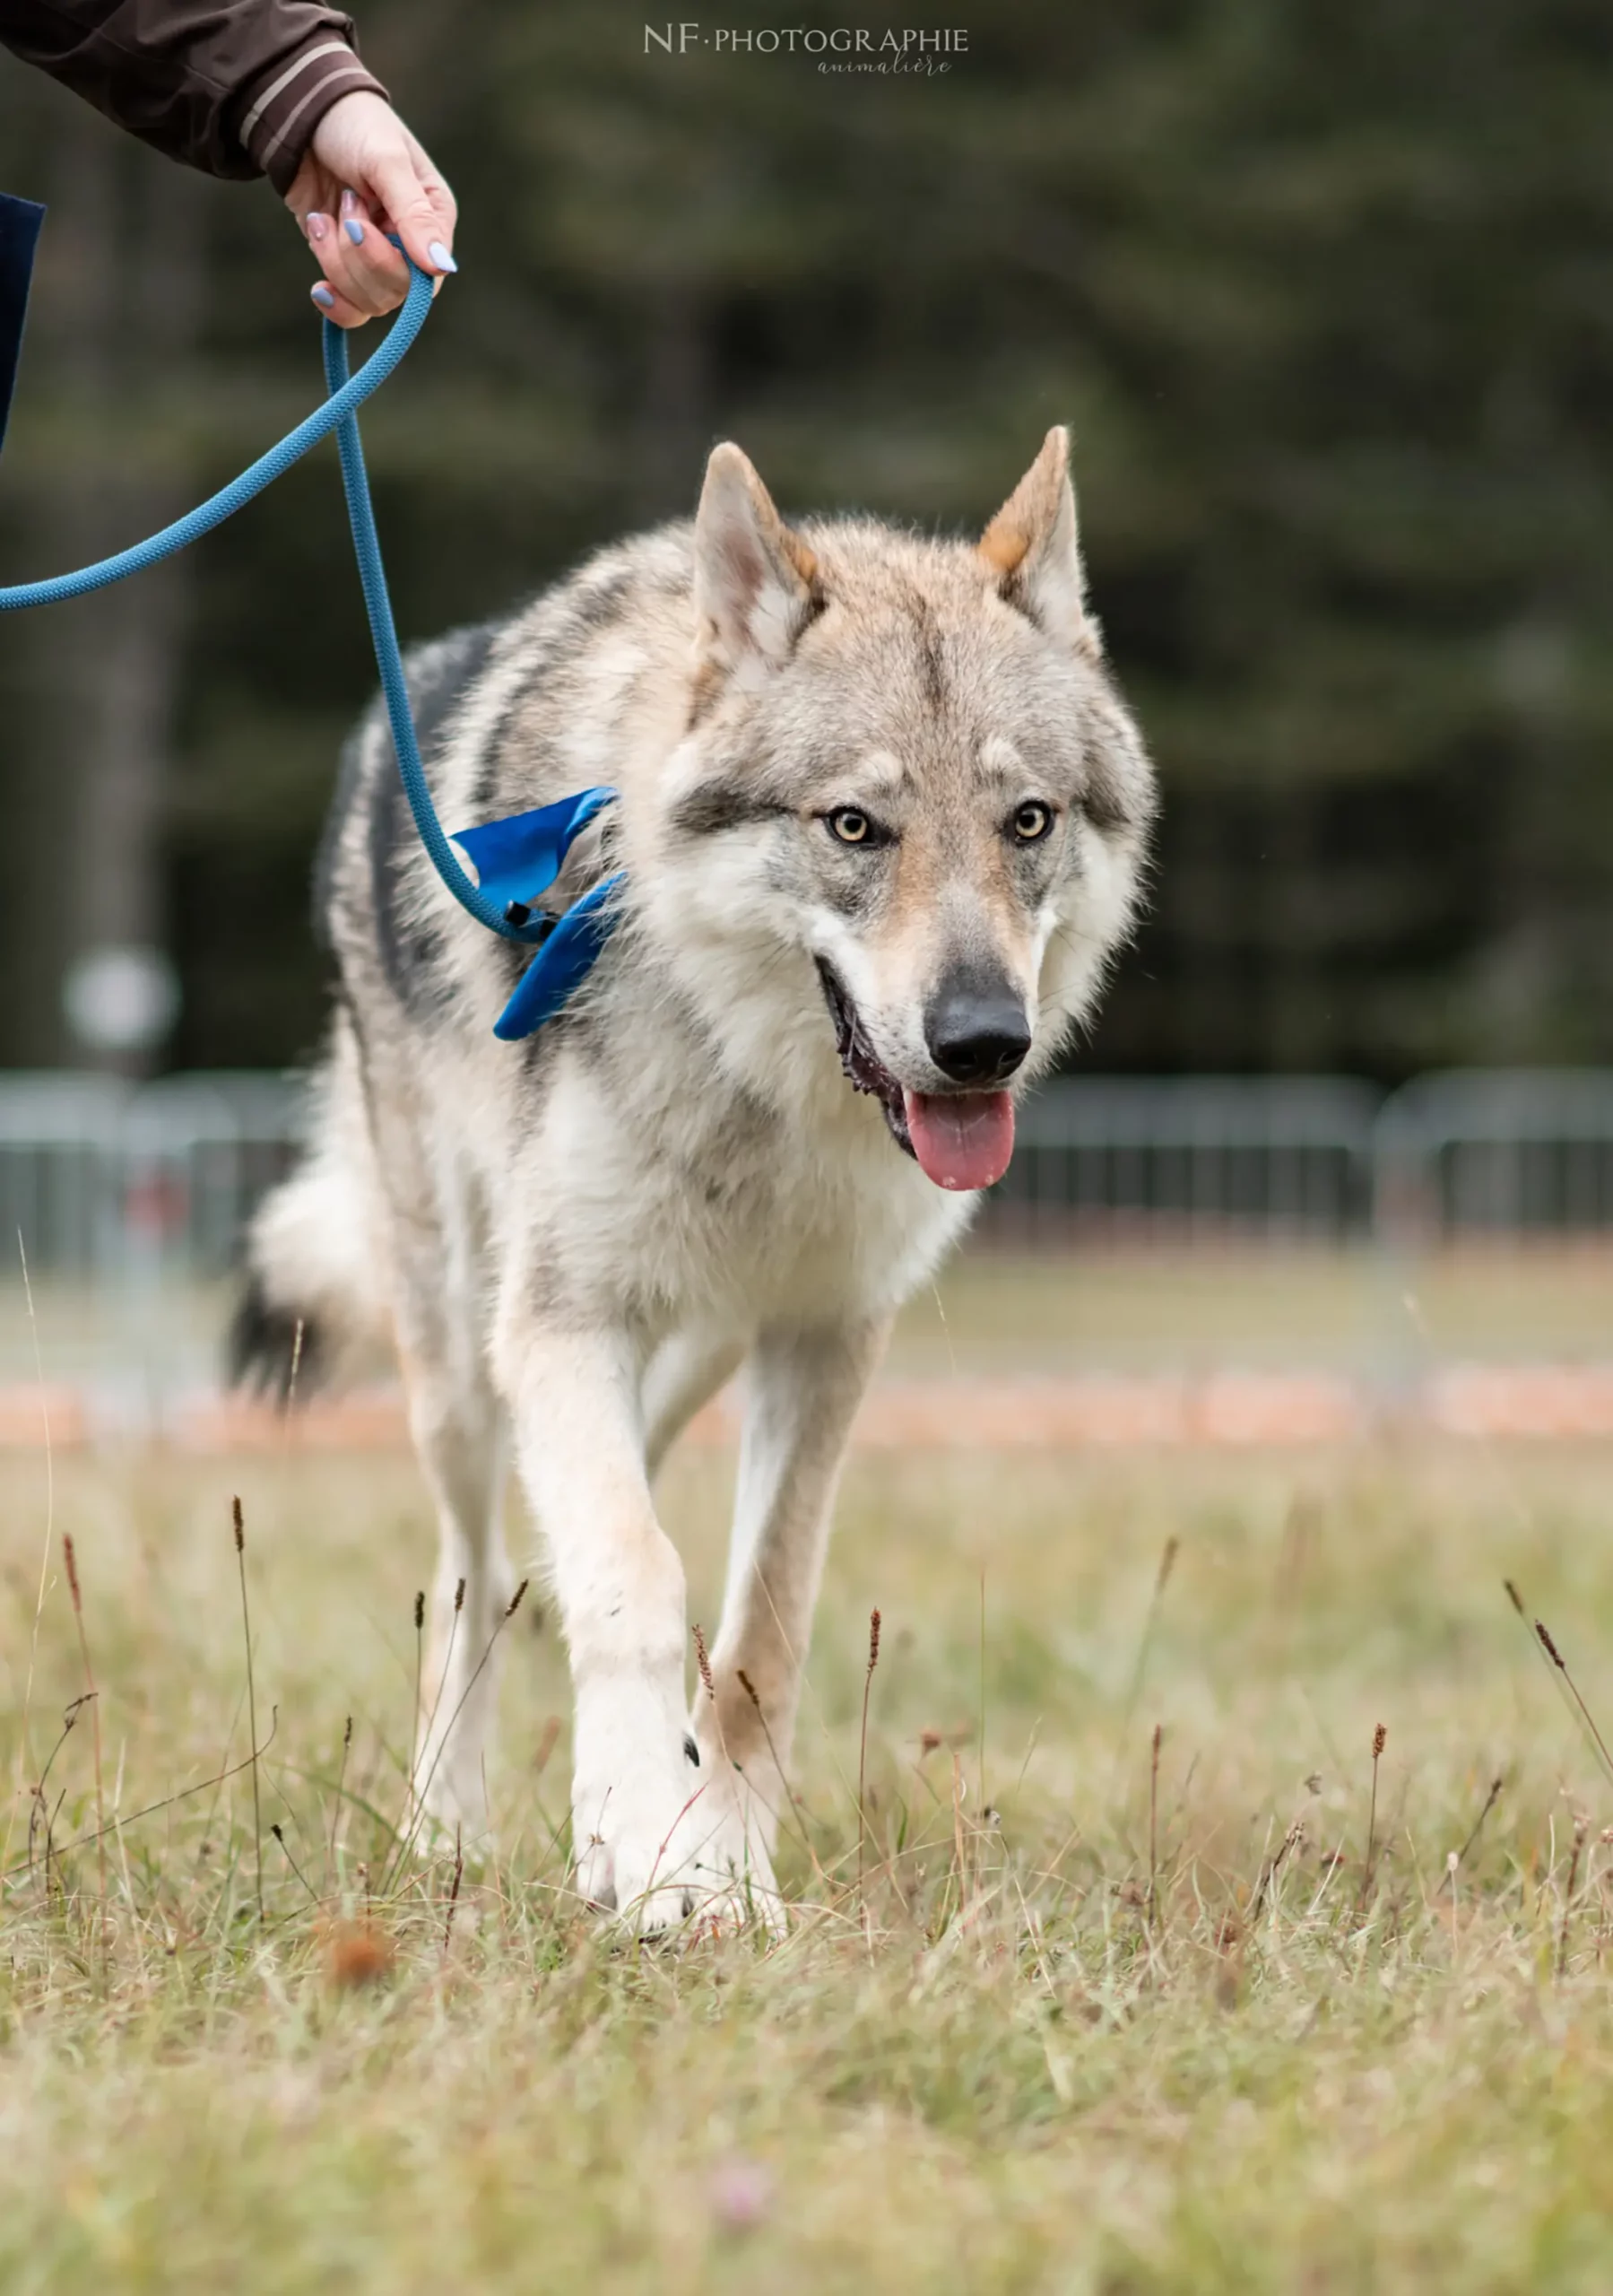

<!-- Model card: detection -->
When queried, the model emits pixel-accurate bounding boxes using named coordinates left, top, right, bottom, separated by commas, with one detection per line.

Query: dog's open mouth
left=816, top=961, right=1016, bottom=1194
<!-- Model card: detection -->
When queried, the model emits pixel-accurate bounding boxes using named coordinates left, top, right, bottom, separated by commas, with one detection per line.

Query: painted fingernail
left=340, top=188, right=358, bottom=216
left=311, top=283, right=335, bottom=310
left=428, top=240, right=458, bottom=274
left=306, top=211, right=329, bottom=244
left=343, top=217, right=365, bottom=246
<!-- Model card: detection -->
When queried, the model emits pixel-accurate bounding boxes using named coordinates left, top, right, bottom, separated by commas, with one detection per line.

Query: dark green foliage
left=0, top=0, right=1608, bottom=1073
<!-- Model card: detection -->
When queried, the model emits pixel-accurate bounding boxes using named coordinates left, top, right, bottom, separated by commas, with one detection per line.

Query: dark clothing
left=0, top=0, right=387, bottom=193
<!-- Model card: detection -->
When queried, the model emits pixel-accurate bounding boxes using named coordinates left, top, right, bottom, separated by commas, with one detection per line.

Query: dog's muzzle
left=815, top=960, right=1019, bottom=1193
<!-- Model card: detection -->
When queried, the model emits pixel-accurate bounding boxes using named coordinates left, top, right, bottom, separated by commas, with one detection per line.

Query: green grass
left=6, top=1425, right=1613, bottom=2292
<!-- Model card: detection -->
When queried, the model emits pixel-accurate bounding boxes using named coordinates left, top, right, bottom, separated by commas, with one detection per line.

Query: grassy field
left=889, top=1242, right=1613, bottom=1376
left=6, top=1241, right=1613, bottom=1396
left=6, top=1412, right=1613, bottom=2288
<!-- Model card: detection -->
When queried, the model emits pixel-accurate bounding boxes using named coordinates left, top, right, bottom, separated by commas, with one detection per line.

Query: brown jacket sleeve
left=0, top=0, right=388, bottom=193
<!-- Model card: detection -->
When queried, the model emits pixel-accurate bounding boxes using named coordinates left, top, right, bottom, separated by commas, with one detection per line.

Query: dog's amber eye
left=827, top=807, right=872, bottom=846
left=1012, top=801, right=1053, bottom=843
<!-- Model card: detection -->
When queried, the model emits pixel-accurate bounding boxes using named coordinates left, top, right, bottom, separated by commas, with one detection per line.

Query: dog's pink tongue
left=902, top=1089, right=1015, bottom=1192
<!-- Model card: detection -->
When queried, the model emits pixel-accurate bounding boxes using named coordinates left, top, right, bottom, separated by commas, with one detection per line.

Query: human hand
left=284, top=90, right=456, bottom=327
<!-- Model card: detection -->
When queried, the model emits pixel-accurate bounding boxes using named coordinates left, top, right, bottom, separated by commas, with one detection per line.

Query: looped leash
left=0, top=195, right=620, bottom=1041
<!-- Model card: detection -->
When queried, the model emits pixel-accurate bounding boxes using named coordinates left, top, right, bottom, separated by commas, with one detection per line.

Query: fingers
left=302, top=190, right=412, bottom=321
left=303, top=206, right=377, bottom=328
left=308, top=274, right=369, bottom=331
left=365, top=145, right=457, bottom=281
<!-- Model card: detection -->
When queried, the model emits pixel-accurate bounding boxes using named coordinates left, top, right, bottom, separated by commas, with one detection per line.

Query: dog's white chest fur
left=529, top=1022, right=971, bottom=1342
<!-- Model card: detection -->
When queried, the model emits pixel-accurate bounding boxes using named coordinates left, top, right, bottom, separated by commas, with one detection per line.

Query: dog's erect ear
left=693, top=443, right=820, bottom=683
left=978, top=427, right=1097, bottom=654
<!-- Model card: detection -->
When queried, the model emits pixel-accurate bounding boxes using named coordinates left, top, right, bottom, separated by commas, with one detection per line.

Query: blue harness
left=0, top=196, right=620, bottom=1041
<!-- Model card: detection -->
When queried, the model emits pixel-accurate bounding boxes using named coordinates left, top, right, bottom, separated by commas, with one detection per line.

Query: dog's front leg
left=696, top=1317, right=890, bottom=1899
left=498, top=1319, right=706, bottom=1926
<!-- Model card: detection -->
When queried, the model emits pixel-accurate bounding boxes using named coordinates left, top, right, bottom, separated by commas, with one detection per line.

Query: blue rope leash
left=0, top=235, right=621, bottom=1038
left=0, top=264, right=433, bottom=613
left=316, top=285, right=504, bottom=939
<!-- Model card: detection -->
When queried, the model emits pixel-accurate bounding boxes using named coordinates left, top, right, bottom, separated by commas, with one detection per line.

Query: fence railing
left=989, top=1076, right=1382, bottom=1244
left=994, top=1070, right=1613, bottom=1244
left=0, top=1072, right=306, bottom=1283
left=3, top=1069, right=1613, bottom=1287
left=1373, top=1070, right=1613, bottom=1241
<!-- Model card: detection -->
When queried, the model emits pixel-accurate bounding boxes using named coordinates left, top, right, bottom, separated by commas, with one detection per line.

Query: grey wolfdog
left=234, top=426, right=1156, bottom=1926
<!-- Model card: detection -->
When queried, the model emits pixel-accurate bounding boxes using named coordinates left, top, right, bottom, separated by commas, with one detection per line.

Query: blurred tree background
left=1, top=0, right=1610, bottom=1078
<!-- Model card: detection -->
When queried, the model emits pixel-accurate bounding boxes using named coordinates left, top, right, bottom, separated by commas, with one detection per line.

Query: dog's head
left=654, top=429, right=1157, bottom=1191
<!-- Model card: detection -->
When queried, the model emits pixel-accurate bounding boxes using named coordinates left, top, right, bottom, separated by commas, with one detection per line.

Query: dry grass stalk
left=729, top=1671, right=826, bottom=1883
left=1504, top=1578, right=1608, bottom=1783
left=1462, top=1771, right=1504, bottom=1857
left=977, top=1570, right=987, bottom=1816
left=232, top=1496, right=264, bottom=1925
left=733, top=1668, right=819, bottom=1875
left=858, top=1608, right=881, bottom=1910
left=693, top=1622, right=715, bottom=1700
left=1534, top=1617, right=1613, bottom=1791
left=31, top=1782, right=64, bottom=1901
left=329, top=1714, right=353, bottom=1884
left=412, top=1576, right=467, bottom=1821
left=410, top=1589, right=425, bottom=1783
left=949, top=1748, right=969, bottom=1926
left=270, top=1821, right=318, bottom=1905
left=6, top=1712, right=278, bottom=1888
left=1359, top=1723, right=1387, bottom=1915
left=28, top=1696, right=87, bottom=1892
left=61, top=1533, right=106, bottom=1929
left=1252, top=1816, right=1305, bottom=1923
left=1558, top=1813, right=1589, bottom=1979
left=1149, top=1722, right=1162, bottom=1932
left=13, top=1229, right=54, bottom=1822
left=1446, top=1848, right=1460, bottom=1952
left=442, top=1824, right=464, bottom=1961
left=1443, top=1773, right=1504, bottom=1892
left=1119, top=1537, right=1179, bottom=1747
left=386, top=1580, right=528, bottom=1887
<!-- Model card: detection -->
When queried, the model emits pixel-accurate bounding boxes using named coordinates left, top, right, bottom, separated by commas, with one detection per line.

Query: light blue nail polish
left=343, top=217, right=365, bottom=246
left=428, top=240, right=458, bottom=274
left=311, top=283, right=335, bottom=309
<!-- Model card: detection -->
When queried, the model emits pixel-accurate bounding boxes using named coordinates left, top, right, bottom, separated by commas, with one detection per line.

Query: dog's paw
left=572, top=1734, right=785, bottom=1939
left=678, top=1755, right=787, bottom=1939
left=571, top=1727, right=713, bottom=1934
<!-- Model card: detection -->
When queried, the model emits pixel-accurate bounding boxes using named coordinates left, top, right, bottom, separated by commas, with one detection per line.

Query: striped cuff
left=238, top=37, right=388, bottom=196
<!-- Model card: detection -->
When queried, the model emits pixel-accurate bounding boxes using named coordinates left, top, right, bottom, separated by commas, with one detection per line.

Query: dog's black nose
left=924, top=974, right=1032, bottom=1085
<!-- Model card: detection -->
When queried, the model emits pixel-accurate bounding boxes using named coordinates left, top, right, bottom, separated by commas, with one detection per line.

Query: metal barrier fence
left=993, top=1070, right=1613, bottom=1244
left=1373, top=1071, right=1613, bottom=1242
left=0, top=1072, right=305, bottom=1283
left=3, top=1069, right=1613, bottom=1283
left=987, top=1077, right=1381, bottom=1244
